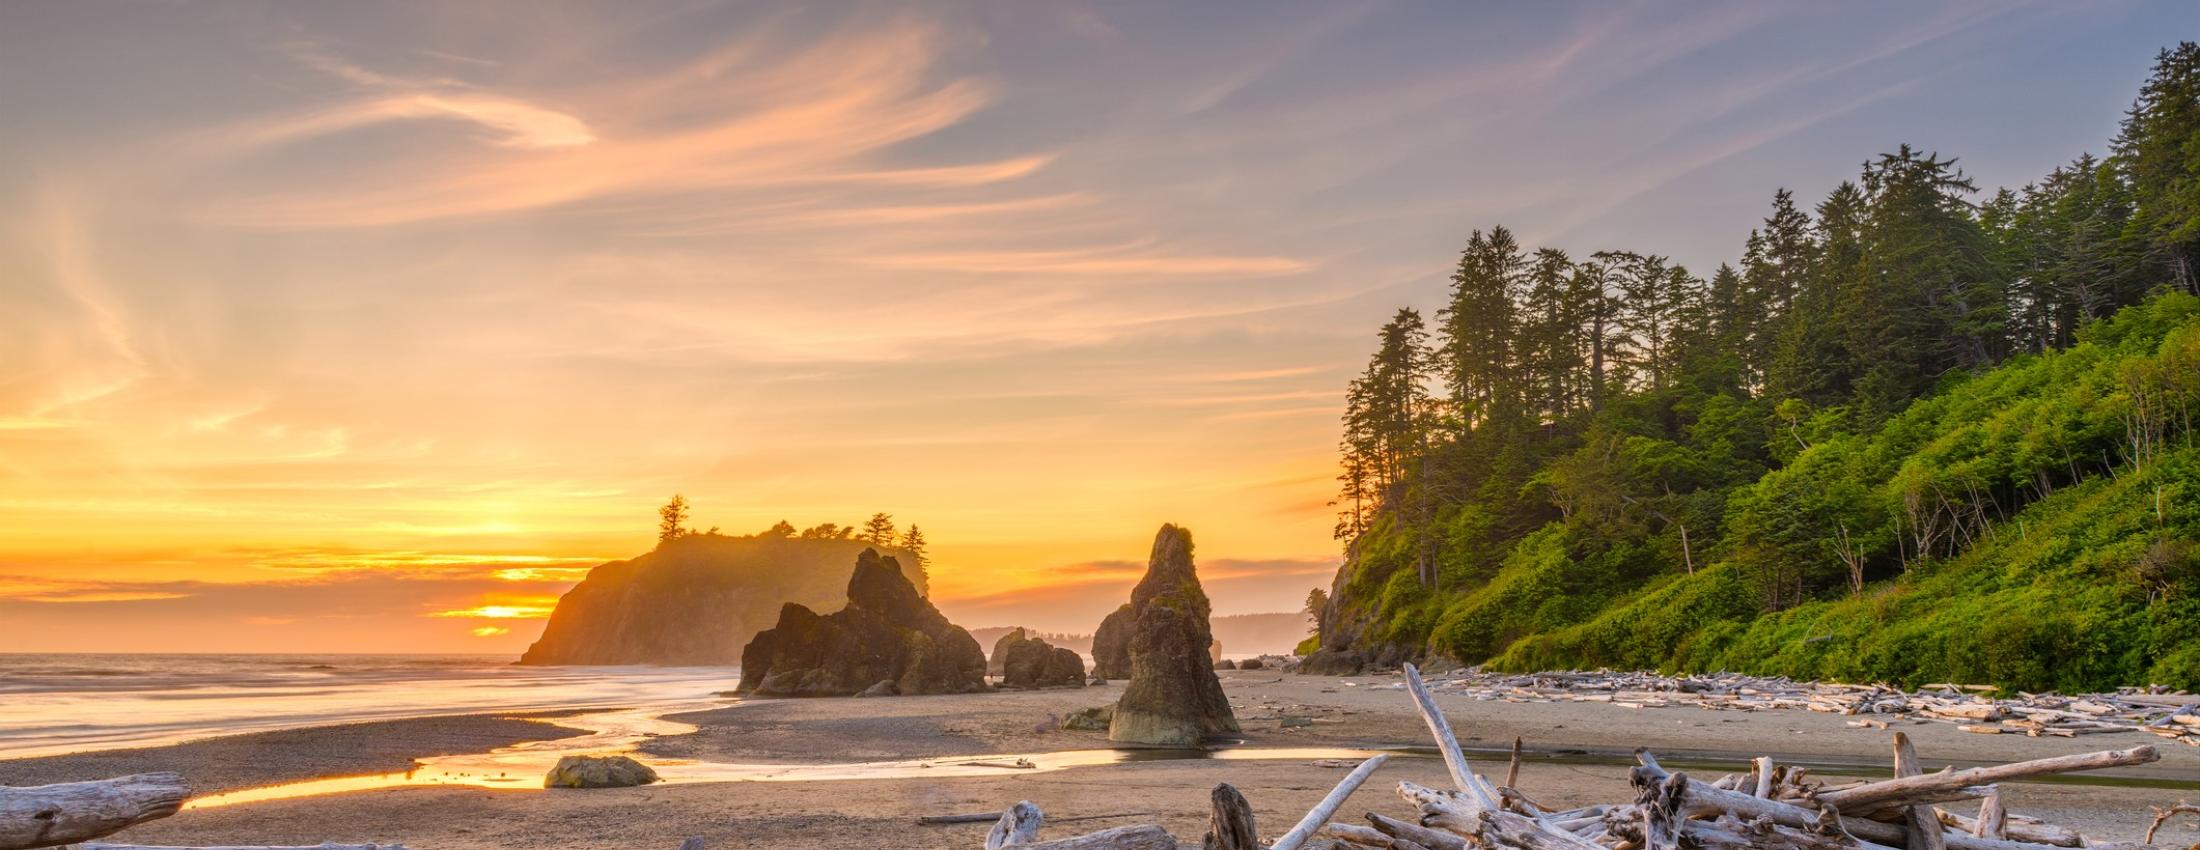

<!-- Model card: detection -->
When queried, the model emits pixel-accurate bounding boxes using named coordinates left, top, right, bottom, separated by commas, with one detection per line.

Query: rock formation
left=988, top=627, right=1026, bottom=676
left=1106, top=524, right=1240, bottom=746
left=996, top=631, right=1086, bottom=689
left=735, top=548, right=987, bottom=697
left=520, top=533, right=927, bottom=666
left=544, top=755, right=658, bottom=788
left=1090, top=606, right=1134, bottom=678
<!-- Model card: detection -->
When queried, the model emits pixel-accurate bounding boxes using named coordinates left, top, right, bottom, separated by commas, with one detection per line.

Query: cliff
left=518, top=533, right=927, bottom=666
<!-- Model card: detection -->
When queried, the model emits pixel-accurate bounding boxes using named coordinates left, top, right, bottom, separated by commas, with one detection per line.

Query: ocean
left=0, top=653, right=739, bottom=759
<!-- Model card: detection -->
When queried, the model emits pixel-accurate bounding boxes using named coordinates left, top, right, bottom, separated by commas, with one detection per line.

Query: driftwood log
left=1010, top=825, right=1175, bottom=850
left=1817, top=746, right=2159, bottom=812
left=1, top=773, right=189, bottom=850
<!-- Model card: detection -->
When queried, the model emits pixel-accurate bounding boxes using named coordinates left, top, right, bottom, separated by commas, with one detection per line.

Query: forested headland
left=1310, top=44, right=2200, bottom=692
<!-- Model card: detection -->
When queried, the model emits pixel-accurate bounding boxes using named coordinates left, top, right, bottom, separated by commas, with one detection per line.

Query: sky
left=1, top=0, right=2193, bottom=653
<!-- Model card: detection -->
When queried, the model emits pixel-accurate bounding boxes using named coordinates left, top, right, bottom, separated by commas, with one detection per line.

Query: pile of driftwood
left=1415, top=671, right=2200, bottom=746
left=973, top=665, right=2185, bottom=850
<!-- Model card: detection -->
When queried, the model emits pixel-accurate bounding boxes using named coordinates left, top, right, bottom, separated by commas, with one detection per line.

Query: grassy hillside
left=1323, top=294, right=2200, bottom=691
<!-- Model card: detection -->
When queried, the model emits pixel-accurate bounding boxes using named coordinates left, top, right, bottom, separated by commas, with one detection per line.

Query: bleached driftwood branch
left=1816, top=746, right=2159, bottom=812
left=0, top=773, right=189, bottom=850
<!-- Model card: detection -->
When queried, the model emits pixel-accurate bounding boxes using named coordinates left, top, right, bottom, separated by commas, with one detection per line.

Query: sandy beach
left=9, top=670, right=2198, bottom=850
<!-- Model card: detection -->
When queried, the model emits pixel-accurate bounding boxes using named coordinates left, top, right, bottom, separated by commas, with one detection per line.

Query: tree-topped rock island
left=520, top=501, right=930, bottom=666
left=1107, top=524, right=1240, bottom=745
left=736, top=548, right=989, bottom=697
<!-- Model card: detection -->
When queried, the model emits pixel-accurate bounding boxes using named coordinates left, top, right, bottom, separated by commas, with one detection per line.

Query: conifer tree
left=657, top=494, right=690, bottom=545
left=862, top=512, right=896, bottom=546
left=900, top=525, right=929, bottom=570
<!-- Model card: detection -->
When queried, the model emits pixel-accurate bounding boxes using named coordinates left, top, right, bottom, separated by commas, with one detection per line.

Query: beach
left=7, top=669, right=2198, bottom=850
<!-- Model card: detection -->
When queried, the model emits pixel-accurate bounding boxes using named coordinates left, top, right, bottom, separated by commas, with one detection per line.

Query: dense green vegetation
left=1317, top=44, right=2200, bottom=692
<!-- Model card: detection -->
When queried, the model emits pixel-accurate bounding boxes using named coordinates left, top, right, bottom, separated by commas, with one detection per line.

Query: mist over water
left=0, top=653, right=738, bottom=759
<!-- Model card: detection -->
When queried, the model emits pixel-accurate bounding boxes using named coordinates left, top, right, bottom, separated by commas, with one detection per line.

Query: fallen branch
left=1817, top=747, right=2159, bottom=812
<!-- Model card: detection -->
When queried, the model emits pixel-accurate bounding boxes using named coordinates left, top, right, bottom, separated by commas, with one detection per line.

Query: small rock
left=1061, top=705, right=1114, bottom=731
left=1279, top=716, right=1314, bottom=728
left=544, top=755, right=659, bottom=788
left=858, top=679, right=896, bottom=697
left=1215, top=659, right=1238, bottom=670
left=1239, top=658, right=1265, bottom=670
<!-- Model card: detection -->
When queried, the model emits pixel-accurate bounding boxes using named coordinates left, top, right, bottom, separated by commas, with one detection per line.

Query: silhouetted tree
left=657, top=495, right=690, bottom=544
left=862, top=512, right=897, bottom=546
left=900, top=525, right=929, bottom=570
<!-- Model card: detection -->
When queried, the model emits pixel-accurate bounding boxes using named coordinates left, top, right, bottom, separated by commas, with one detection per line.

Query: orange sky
left=1, top=2, right=2177, bottom=652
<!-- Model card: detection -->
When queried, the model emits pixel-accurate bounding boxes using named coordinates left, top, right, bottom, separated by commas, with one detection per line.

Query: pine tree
left=1438, top=227, right=1527, bottom=431
left=2113, top=42, right=2200, bottom=293
left=657, top=495, right=690, bottom=545
left=900, top=525, right=929, bottom=570
left=862, top=512, right=897, bottom=546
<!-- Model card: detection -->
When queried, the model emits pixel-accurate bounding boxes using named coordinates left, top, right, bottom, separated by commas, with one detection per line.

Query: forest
left=1314, top=43, right=2200, bottom=692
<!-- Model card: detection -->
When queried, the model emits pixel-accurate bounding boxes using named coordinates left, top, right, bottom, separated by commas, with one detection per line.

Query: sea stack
left=1107, top=524, right=1240, bottom=745
left=736, top=548, right=987, bottom=697
left=996, top=630, right=1087, bottom=689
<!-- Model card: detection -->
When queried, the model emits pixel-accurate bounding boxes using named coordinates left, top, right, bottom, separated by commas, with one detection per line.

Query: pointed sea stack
left=735, top=548, right=987, bottom=697
left=1107, top=524, right=1240, bottom=745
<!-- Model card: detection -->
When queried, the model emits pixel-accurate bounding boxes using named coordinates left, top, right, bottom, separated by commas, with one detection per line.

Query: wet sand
left=13, top=670, right=2200, bottom=849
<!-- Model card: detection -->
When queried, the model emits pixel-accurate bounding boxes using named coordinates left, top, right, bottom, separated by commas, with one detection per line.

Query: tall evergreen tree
left=1438, top=227, right=1527, bottom=431
left=2114, top=42, right=2200, bottom=293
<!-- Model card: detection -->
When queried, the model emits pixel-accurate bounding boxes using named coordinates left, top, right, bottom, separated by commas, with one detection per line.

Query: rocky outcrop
left=1106, top=524, right=1240, bottom=746
left=735, top=548, right=987, bottom=697
left=1091, top=606, right=1134, bottom=679
left=997, top=631, right=1086, bottom=689
left=988, top=627, right=1027, bottom=676
left=520, top=533, right=927, bottom=666
left=544, top=755, right=658, bottom=788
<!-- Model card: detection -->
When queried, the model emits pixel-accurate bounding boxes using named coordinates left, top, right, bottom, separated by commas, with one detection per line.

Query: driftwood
left=1402, top=664, right=1500, bottom=809
left=1205, top=785, right=1257, bottom=850
left=989, top=801, right=1044, bottom=849
left=82, top=845, right=409, bottom=850
left=1893, top=732, right=1946, bottom=850
left=1, top=773, right=189, bottom=850
left=1271, top=756, right=1388, bottom=850
left=923, top=812, right=1153, bottom=826
left=1414, top=670, right=2200, bottom=747
left=1010, top=825, right=1175, bottom=850
left=1817, top=746, right=2159, bottom=812
left=1326, top=821, right=1394, bottom=848
left=966, top=669, right=2172, bottom=850
left=2145, top=802, right=2200, bottom=844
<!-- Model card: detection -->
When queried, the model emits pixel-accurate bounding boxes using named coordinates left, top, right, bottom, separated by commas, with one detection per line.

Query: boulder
left=988, top=627, right=1028, bottom=676
left=1238, top=658, right=1263, bottom=670
left=736, top=549, right=988, bottom=697
left=1214, top=659, right=1237, bottom=670
left=1106, top=524, right=1240, bottom=746
left=857, top=680, right=895, bottom=697
left=544, top=755, right=658, bottom=788
left=1298, top=648, right=1369, bottom=676
left=999, top=632, right=1086, bottom=689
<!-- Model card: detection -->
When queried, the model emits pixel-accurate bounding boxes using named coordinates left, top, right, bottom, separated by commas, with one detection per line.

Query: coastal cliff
left=519, top=533, right=927, bottom=666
